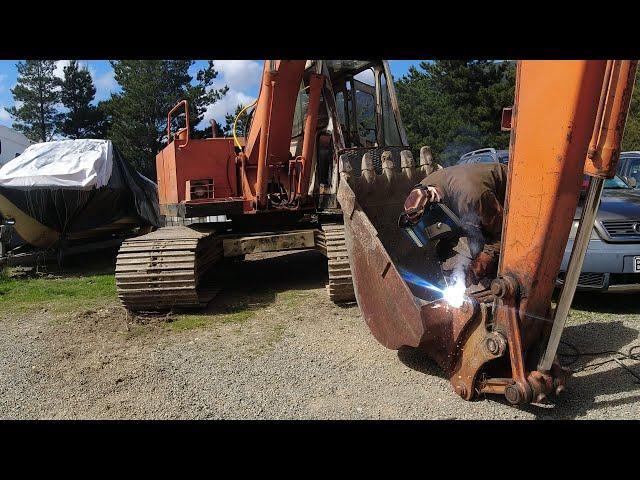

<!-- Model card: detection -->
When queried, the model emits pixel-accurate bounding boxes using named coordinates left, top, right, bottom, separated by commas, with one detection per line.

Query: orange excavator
left=116, top=60, right=421, bottom=309
left=116, top=59, right=637, bottom=405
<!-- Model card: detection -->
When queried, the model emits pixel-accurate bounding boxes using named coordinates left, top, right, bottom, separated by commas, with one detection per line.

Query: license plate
left=635, top=256, right=640, bottom=273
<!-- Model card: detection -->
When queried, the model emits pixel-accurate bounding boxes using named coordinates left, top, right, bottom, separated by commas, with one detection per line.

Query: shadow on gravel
left=398, top=320, right=640, bottom=419
left=396, top=347, right=443, bottom=378
left=194, top=249, right=330, bottom=316
left=505, top=320, right=640, bottom=419
left=570, top=292, right=640, bottom=315
left=538, top=320, right=640, bottom=419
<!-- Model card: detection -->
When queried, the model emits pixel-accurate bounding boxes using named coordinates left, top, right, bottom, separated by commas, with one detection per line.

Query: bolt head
left=486, top=338, right=499, bottom=354
left=484, top=332, right=506, bottom=357
left=505, top=384, right=522, bottom=405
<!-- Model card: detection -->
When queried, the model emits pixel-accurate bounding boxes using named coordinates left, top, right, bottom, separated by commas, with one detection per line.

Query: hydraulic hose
left=233, top=99, right=258, bottom=149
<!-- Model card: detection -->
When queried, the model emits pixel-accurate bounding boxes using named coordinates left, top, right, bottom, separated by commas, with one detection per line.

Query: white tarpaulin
left=0, top=139, right=113, bottom=189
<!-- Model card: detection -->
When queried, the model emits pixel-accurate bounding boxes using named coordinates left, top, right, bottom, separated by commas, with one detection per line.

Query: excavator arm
left=240, top=60, right=325, bottom=209
left=339, top=60, right=637, bottom=404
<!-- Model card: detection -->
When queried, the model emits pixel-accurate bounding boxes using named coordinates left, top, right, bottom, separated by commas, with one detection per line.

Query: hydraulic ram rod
left=538, top=176, right=604, bottom=371
left=538, top=60, right=637, bottom=372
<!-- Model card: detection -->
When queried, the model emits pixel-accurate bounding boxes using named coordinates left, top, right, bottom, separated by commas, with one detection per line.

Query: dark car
left=617, top=151, right=640, bottom=188
left=458, top=148, right=509, bottom=165
left=461, top=148, right=640, bottom=292
left=558, top=175, right=640, bottom=292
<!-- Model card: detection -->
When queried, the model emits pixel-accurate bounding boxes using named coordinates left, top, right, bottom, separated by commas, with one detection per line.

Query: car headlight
left=568, top=220, right=600, bottom=240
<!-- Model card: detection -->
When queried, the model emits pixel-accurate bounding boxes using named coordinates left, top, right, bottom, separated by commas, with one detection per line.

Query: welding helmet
left=398, top=201, right=463, bottom=248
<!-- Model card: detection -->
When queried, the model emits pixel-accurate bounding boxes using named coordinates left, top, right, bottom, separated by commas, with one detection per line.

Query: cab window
left=353, top=69, right=376, bottom=146
left=291, top=82, right=309, bottom=138
left=380, top=71, right=402, bottom=146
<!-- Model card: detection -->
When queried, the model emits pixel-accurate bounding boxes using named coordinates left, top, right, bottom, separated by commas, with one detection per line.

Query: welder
left=402, top=162, right=508, bottom=287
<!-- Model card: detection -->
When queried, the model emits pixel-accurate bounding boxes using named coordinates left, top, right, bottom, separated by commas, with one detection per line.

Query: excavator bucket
left=337, top=147, right=483, bottom=394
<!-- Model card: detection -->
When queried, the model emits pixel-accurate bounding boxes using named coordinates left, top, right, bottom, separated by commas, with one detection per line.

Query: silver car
left=558, top=175, right=640, bottom=292
left=457, top=148, right=509, bottom=165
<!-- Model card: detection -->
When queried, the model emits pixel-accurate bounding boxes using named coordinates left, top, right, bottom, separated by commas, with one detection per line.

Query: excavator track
left=321, top=224, right=355, bottom=303
left=115, top=226, right=222, bottom=311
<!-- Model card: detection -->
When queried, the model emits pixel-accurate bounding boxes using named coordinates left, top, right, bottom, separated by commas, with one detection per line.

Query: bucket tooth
left=339, top=154, right=354, bottom=184
left=419, top=145, right=436, bottom=175
left=400, top=150, right=416, bottom=181
left=381, top=150, right=396, bottom=182
left=360, top=152, right=376, bottom=185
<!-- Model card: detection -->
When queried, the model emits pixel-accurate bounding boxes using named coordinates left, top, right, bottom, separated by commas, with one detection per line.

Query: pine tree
left=223, top=104, right=252, bottom=138
left=396, top=60, right=516, bottom=165
left=104, top=60, right=228, bottom=178
left=193, top=119, right=225, bottom=139
left=622, top=71, right=640, bottom=152
left=57, top=60, right=107, bottom=139
left=93, top=100, right=112, bottom=139
left=7, top=60, right=60, bottom=142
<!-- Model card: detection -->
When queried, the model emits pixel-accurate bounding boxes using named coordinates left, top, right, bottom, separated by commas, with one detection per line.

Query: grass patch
left=267, top=323, right=287, bottom=345
left=124, top=323, right=147, bottom=339
left=244, top=322, right=288, bottom=358
left=0, top=271, right=117, bottom=315
left=276, top=290, right=312, bottom=308
left=167, top=304, right=255, bottom=332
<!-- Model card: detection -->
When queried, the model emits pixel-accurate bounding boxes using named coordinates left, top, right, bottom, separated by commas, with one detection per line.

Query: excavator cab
left=279, top=60, right=411, bottom=211
left=326, top=60, right=405, bottom=149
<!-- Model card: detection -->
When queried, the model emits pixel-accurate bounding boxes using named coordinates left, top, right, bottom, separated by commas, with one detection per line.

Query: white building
left=0, top=125, right=33, bottom=166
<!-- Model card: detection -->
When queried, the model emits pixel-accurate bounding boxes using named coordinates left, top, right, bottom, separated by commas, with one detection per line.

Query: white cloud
left=93, top=68, right=117, bottom=100
left=0, top=107, right=11, bottom=122
left=203, top=89, right=256, bottom=126
left=200, top=60, right=263, bottom=125
left=0, top=74, right=6, bottom=93
left=54, top=60, right=94, bottom=79
left=54, top=60, right=73, bottom=79
left=212, top=60, right=262, bottom=92
left=355, top=68, right=375, bottom=85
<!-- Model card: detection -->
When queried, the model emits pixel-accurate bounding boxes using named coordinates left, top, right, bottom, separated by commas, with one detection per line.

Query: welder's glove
left=403, top=185, right=441, bottom=224
left=465, top=241, right=500, bottom=287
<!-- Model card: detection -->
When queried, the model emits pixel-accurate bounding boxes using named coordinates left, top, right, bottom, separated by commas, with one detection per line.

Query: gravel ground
left=1, top=249, right=639, bottom=419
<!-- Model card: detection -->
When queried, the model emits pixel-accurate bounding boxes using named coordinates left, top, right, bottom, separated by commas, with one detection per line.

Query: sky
left=0, top=60, right=422, bottom=129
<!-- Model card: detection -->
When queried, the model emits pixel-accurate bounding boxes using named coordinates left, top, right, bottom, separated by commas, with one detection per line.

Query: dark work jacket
left=419, top=162, right=508, bottom=255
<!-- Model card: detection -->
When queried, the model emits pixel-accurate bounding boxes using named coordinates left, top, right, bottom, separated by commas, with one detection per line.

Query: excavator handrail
left=167, top=99, right=190, bottom=149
